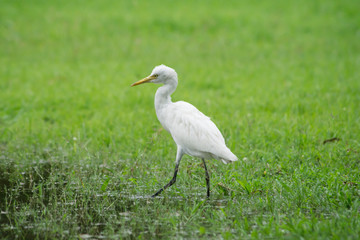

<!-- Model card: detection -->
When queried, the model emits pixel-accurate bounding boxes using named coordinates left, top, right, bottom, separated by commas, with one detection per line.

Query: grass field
left=1, top=0, right=360, bottom=239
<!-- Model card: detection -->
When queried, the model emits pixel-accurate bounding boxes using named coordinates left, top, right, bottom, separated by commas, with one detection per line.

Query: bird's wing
left=164, top=101, right=227, bottom=155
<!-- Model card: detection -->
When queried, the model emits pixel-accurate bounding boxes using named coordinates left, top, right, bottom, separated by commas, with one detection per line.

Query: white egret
left=131, top=65, right=238, bottom=198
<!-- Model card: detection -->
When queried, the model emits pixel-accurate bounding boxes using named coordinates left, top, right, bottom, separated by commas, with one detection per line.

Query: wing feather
left=163, top=101, right=229, bottom=158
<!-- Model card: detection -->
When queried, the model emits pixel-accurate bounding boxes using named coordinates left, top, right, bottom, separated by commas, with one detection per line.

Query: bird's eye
left=152, top=74, right=158, bottom=78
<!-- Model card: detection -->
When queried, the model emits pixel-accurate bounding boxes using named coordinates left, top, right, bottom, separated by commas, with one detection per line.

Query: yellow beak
left=131, top=76, right=157, bottom=87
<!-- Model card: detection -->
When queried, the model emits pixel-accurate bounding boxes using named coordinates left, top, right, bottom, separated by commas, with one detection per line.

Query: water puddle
left=0, top=159, right=238, bottom=239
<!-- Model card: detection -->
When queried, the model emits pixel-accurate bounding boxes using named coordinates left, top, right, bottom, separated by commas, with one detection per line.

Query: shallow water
left=0, top=159, right=239, bottom=239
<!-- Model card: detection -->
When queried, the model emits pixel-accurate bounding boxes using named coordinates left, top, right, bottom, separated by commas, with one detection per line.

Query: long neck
left=155, top=81, right=177, bottom=111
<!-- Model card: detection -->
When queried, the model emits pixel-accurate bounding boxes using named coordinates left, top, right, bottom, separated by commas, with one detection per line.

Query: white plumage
left=160, top=101, right=237, bottom=164
left=131, top=64, right=237, bottom=197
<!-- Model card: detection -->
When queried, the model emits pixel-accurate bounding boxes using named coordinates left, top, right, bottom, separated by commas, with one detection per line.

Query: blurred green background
left=1, top=0, right=359, bottom=239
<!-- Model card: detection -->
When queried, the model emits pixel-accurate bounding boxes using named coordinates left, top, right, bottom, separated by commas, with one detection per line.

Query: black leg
left=202, top=158, right=210, bottom=198
left=152, top=162, right=180, bottom=197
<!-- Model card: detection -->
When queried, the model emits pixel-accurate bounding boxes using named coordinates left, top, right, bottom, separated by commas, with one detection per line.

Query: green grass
left=1, top=0, right=360, bottom=239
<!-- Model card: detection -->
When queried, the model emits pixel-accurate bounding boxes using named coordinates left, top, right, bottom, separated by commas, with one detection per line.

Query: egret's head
left=131, top=64, right=178, bottom=87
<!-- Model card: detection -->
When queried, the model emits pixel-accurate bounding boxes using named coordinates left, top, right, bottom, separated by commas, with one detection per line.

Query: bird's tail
left=215, top=147, right=238, bottom=164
